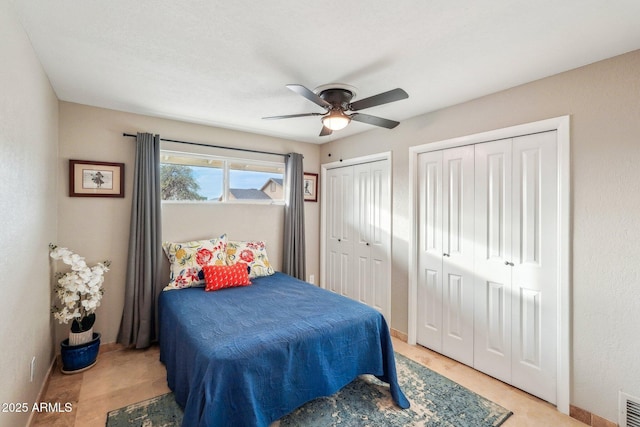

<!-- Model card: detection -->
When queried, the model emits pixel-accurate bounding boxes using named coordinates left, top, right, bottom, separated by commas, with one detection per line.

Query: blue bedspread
left=159, top=272, right=409, bottom=427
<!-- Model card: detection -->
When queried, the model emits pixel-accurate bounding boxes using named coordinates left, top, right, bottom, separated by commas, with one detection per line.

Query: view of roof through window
left=160, top=152, right=285, bottom=202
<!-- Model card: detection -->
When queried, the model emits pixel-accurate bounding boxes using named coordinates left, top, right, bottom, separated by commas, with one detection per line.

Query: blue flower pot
left=60, top=332, right=101, bottom=374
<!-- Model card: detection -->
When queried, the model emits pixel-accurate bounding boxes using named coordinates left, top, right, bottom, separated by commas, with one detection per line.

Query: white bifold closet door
left=353, top=162, right=390, bottom=315
left=472, top=139, right=513, bottom=382
left=416, top=145, right=475, bottom=366
left=417, top=131, right=558, bottom=404
left=326, top=166, right=355, bottom=298
left=325, top=160, right=391, bottom=320
left=474, top=132, right=558, bottom=404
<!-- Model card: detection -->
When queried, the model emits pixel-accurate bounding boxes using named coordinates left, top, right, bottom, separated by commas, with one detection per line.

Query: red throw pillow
left=203, top=262, right=251, bottom=292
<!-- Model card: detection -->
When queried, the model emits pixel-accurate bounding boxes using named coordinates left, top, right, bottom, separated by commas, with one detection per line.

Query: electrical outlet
left=309, top=274, right=315, bottom=284
left=30, top=357, right=36, bottom=382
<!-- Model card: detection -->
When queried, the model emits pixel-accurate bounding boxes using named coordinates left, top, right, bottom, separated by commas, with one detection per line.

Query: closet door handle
left=338, top=239, right=341, bottom=242
left=443, top=253, right=450, bottom=257
left=504, top=261, right=514, bottom=266
left=366, top=242, right=370, bottom=246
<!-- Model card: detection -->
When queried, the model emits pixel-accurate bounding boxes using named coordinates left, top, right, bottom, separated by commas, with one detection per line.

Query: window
left=160, top=151, right=285, bottom=203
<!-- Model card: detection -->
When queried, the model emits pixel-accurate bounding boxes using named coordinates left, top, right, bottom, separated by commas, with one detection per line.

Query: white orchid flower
left=49, top=244, right=111, bottom=325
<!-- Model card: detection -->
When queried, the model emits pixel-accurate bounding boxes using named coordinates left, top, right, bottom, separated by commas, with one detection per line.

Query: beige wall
left=0, top=1, right=59, bottom=426
left=320, top=49, right=640, bottom=423
left=58, top=102, right=321, bottom=347
left=162, top=204, right=285, bottom=272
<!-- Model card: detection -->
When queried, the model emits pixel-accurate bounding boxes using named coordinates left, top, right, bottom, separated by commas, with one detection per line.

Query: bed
left=158, top=271, right=410, bottom=427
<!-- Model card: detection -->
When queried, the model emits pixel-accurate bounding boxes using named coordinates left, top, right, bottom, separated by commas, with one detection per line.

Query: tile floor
left=31, top=338, right=587, bottom=426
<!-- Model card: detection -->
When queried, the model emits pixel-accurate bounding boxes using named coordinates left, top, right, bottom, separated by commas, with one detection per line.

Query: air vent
left=620, top=391, right=640, bottom=427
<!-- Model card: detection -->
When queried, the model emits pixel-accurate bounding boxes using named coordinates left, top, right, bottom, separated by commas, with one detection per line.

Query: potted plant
left=49, top=244, right=110, bottom=373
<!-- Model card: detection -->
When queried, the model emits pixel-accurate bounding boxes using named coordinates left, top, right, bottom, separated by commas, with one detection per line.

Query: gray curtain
left=282, top=153, right=306, bottom=280
left=118, top=132, right=162, bottom=349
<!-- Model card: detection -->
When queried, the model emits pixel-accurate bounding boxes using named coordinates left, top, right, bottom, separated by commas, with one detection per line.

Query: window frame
left=160, top=149, right=286, bottom=205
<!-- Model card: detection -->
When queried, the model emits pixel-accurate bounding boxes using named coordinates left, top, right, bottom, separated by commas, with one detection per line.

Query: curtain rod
left=122, top=133, right=288, bottom=158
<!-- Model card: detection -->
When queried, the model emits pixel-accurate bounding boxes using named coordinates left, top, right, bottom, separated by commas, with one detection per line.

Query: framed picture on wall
left=69, top=159, right=125, bottom=197
left=303, top=173, right=318, bottom=202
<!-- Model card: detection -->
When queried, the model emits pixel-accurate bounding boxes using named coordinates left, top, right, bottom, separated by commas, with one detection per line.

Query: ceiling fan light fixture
left=264, top=84, right=408, bottom=136
left=322, top=110, right=351, bottom=131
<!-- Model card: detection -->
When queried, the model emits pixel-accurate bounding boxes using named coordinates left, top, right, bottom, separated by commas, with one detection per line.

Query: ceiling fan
left=263, top=83, right=409, bottom=136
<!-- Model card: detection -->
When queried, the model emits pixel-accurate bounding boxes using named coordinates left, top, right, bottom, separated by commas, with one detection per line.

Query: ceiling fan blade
left=319, top=126, right=333, bottom=136
left=350, top=113, right=400, bottom=129
left=349, top=88, right=408, bottom=111
left=262, top=113, right=324, bottom=120
left=286, top=84, right=332, bottom=109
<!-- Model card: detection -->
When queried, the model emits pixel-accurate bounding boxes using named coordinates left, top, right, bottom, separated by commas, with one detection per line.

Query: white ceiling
left=11, top=0, right=640, bottom=144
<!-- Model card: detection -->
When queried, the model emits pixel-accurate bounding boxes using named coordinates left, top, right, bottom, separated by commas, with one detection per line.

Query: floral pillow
left=162, top=234, right=228, bottom=290
left=226, top=240, right=275, bottom=278
left=203, top=262, right=251, bottom=292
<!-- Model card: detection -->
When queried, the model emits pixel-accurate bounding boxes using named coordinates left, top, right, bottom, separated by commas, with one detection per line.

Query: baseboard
left=27, top=355, right=56, bottom=427
left=391, top=328, right=408, bottom=342
left=569, top=405, right=617, bottom=427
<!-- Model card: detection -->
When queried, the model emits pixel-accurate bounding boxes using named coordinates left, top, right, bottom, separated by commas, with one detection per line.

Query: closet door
left=416, top=150, right=443, bottom=351
left=354, top=161, right=390, bottom=316
left=474, top=139, right=513, bottom=383
left=416, top=146, right=474, bottom=362
left=440, top=146, right=475, bottom=365
left=511, top=131, right=558, bottom=404
left=415, top=130, right=559, bottom=403
left=325, top=167, right=354, bottom=297
left=473, top=132, right=558, bottom=403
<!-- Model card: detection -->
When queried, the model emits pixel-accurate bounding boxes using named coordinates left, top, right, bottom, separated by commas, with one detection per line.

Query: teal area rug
left=106, top=353, right=512, bottom=426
